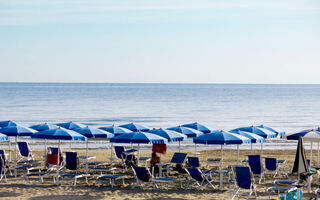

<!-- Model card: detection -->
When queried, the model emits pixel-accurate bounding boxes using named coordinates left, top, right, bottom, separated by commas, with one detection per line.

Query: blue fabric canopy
left=229, top=130, right=265, bottom=143
left=99, top=125, right=132, bottom=136
left=74, top=127, right=114, bottom=138
left=286, top=129, right=320, bottom=141
left=149, top=128, right=187, bottom=142
left=0, top=133, right=8, bottom=141
left=181, top=122, right=217, bottom=133
left=0, top=120, right=29, bottom=128
left=31, top=128, right=87, bottom=141
left=30, top=123, right=59, bottom=131
left=0, top=125, right=37, bottom=137
left=110, top=132, right=167, bottom=144
left=167, top=126, right=203, bottom=138
left=193, top=130, right=251, bottom=145
left=56, top=121, right=86, bottom=130
left=230, top=126, right=277, bottom=139
left=256, top=125, right=285, bottom=136
left=118, top=123, right=151, bottom=132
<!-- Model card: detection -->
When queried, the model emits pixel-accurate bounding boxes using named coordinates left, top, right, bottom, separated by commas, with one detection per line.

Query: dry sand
left=0, top=148, right=318, bottom=200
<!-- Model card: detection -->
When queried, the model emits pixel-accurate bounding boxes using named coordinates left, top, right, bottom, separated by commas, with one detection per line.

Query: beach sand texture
left=0, top=148, right=318, bottom=200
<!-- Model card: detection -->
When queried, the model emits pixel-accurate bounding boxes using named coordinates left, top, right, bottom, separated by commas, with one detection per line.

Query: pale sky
left=0, top=0, right=319, bottom=84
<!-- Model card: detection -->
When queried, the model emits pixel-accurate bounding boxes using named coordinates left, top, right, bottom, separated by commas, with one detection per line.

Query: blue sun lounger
left=232, top=166, right=257, bottom=200
left=186, top=167, right=216, bottom=190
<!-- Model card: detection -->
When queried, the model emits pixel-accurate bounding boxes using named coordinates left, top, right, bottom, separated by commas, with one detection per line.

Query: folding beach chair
left=188, top=157, right=200, bottom=168
left=17, top=142, right=34, bottom=161
left=132, top=166, right=178, bottom=190
left=97, top=174, right=126, bottom=188
left=0, top=152, right=7, bottom=182
left=232, top=166, right=257, bottom=200
left=60, top=152, right=89, bottom=186
left=47, top=147, right=63, bottom=167
left=265, top=158, right=279, bottom=177
left=248, top=155, right=264, bottom=183
left=186, top=167, right=216, bottom=190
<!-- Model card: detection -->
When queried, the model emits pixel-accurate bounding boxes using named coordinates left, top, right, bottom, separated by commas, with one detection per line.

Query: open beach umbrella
left=167, top=126, right=203, bottom=138
left=286, top=129, right=320, bottom=166
left=110, top=132, right=167, bottom=164
left=0, top=133, right=8, bottom=141
left=256, top=124, right=285, bottom=137
left=181, top=122, right=217, bottom=133
left=31, top=127, right=87, bottom=185
left=118, top=123, right=151, bottom=132
left=99, top=125, right=132, bottom=136
left=193, top=130, right=251, bottom=166
left=74, top=126, right=114, bottom=173
left=30, top=123, right=59, bottom=131
left=56, top=121, right=86, bottom=130
left=230, top=126, right=277, bottom=139
left=229, top=130, right=265, bottom=152
left=0, top=120, right=29, bottom=128
left=149, top=128, right=187, bottom=152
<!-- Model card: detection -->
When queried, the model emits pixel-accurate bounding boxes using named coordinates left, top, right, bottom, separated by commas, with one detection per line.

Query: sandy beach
left=0, top=148, right=318, bottom=200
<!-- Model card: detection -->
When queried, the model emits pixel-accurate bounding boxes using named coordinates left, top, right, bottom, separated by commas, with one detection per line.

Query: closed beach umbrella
left=119, top=123, right=151, bottom=132
left=181, top=122, right=217, bottom=133
left=194, top=130, right=251, bottom=166
left=167, top=126, right=203, bottom=138
left=256, top=124, right=285, bottom=137
left=31, top=127, right=87, bottom=185
left=30, top=123, right=59, bottom=131
left=0, top=120, right=29, bottom=128
left=110, top=132, right=167, bottom=164
left=149, top=128, right=187, bottom=152
left=229, top=130, right=265, bottom=152
left=56, top=121, right=86, bottom=130
left=99, top=125, right=132, bottom=136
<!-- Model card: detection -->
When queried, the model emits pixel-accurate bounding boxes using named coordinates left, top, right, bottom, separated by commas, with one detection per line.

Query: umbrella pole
left=318, top=142, right=319, bottom=165
left=310, top=142, right=313, bottom=166
left=69, top=140, right=72, bottom=149
left=260, top=143, right=263, bottom=157
left=194, top=143, right=197, bottom=154
left=8, top=139, right=11, bottom=161
left=44, top=139, right=47, bottom=168
left=220, top=145, right=223, bottom=169
left=110, top=143, right=114, bottom=167
left=250, top=143, right=253, bottom=153
left=85, top=140, right=88, bottom=174
left=179, top=141, right=181, bottom=152
left=14, top=136, right=18, bottom=177
left=237, top=144, right=239, bottom=164
left=56, top=140, right=61, bottom=186
left=137, top=143, right=140, bottom=166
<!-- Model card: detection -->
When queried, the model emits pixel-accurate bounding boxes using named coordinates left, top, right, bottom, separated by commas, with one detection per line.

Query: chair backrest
left=133, top=166, right=150, bottom=182
left=170, top=152, right=187, bottom=164
left=17, top=142, right=30, bottom=157
left=265, top=158, right=277, bottom=171
left=47, top=147, right=62, bottom=165
left=65, top=152, right=78, bottom=171
left=114, top=146, right=125, bottom=159
left=186, top=167, right=204, bottom=182
left=0, top=150, right=5, bottom=175
left=235, top=166, right=252, bottom=189
left=0, top=150, right=6, bottom=166
left=248, top=155, right=262, bottom=175
left=188, top=157, right=200, bottom=168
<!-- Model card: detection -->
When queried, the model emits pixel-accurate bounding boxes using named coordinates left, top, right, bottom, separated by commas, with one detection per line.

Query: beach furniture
left=267, top=179, right=298, bottom=200
left=265, top=158, right=278, bottom=177
left=232, top=166, right=257, bottom=200
left=17, top=141, right=34, bottom=161
left=248, top=155, right=264, bottom=183
left=97, top=174, right=126, bottom=188
left=185, top=167, right=216, bottom=190
left=0, top=151, right=7, bottom=182
left=132, top=166, right=178, bottom=190
left=0, top=150, right=12, bottom=178
left=60, top=152, right=89, bottom=186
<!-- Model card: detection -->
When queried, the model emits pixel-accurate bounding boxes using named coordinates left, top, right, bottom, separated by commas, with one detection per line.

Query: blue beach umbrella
left=167, top=126, right=203, bottom=138
left=149, top=128, right=187, bottom=152
left=0, top=120, right=29, bottom=128
left=119, top=123, right=151, bottom=132
left=194, top=130, right=251, bottom=165
left=99, top=125, right=132, bottom=136
left=30, top=123, right=59, bottom=131
left=0, top=133, right=8, bottom=141
left=0, top=125, right=37, bottom=137
left=230, top=126, right=277, bottom=139
left=256, top=124, right=285, bottom=137
left=31, top=128, right=87, bottom=185
left=230, top=130, right=265, bottom=152
left=181, top=122, right=217, bottom=133
left=56, top=121, right=86, bottom=130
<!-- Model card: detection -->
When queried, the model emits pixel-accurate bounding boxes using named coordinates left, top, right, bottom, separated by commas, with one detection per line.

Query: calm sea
left=1, top=82, right=320, bottom=150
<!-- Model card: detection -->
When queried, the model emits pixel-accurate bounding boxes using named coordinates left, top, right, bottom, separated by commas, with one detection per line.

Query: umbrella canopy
left=149, top=128, right=187, bottom=142
left=292, top=137, right=309, bottom=178
left=167, top=126, right=203, bottom=138
left=230, top=126, right=277, bottom=139
left=99, top=125, right=132, bottom=136
left=110, top=132, right=167, bottom=144
left=229, top=130, right=265, bottom=143
left=286, top=129, right=320, bottom=141
left=56, top=121, right=86, bottom=130
left=0, top=120, right=29, bottom=128
left=193, top=130, right=251, bottom=145
left=31, top=128, right=87, bottom=141
left=181, top=122, right=217, bottom=133
left=256, top=124, right=285, bottom=136
left=0, top=125, right=37, bottom=136
left=0, top=133, right=8, bottom=141
left=30, top=123, right=59, bottom=131
left=118, top=123, right=151, bottom=132
left=74, top=127, right=114, bottom=139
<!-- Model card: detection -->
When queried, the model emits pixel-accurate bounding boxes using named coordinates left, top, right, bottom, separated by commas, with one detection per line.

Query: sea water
left=0, top=82, right=320, bottom=150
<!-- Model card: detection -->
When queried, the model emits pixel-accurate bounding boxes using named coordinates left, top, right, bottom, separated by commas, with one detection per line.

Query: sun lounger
left=97, top=174, right=126, bottom=188
left=232, top=166, right=257, bottom=200
left=186, top=167, right=216, bottom=190
left=248, top=155, right=264, bottom=183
